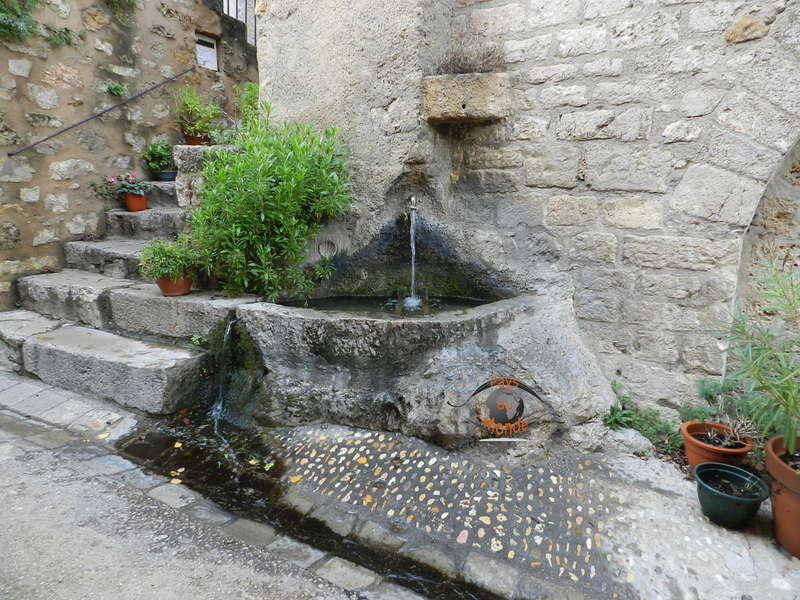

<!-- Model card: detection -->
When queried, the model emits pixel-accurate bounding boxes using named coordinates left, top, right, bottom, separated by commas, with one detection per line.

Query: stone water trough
left=237, top=274, right=614, bottom=452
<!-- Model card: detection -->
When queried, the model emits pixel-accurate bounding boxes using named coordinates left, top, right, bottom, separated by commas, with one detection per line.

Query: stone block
left=609, top=12, right=681, bottom=49
left=0, top=156, right=34, bottom=182
left=681, top=337, right=725, bottom=373
left=523, top=64, right=577, bottom=85
left=184, top=502, right=233, bottom=525
left=689, top=2, right=746, bottom=32
left=25, top=84, right=59, bottom=109
left=556, top=25, right=607, bottom=57
left=314, top=557, right=378, bottom=591
left=265, top=536, right=327, bottom=569
left=361, top=583, right=426, bottom=600
left=622, top=235, right=739, bottom=271
left=18, top=270, right=135, bottom=328
left=622, top=298, right=730, bottom=332
left=609, top=107, right=653, bottom=141
left=575, top=290, right=621, bottom=322
left=717, top=91, right=800, bottom=153
left=638, top=272, right=702, bottom=300
left=423, top=73, right=511, bottom=124
left=463, top=148, right=523, bottom=170
left=469, top=4, right=525, bottom=36
left=580, top=267, right=635, bottom=292
left=108, top=285, right=255, bottom=339
left=0, top=382, right=44, bottom=407
left=85, top=454, right=137, bottom=475
left=670, top=164, right=764, bottom=226
left=462, top=552, right=520, bottom=599
left=585, top=0, right=630, bottom=19
left=309, top=505, right=357, bottom=537
left=680, top=88, right=726, bottom=117
left=0, top=223, right=19, bottom=250
left=0, top=310, right=61, bottom=372
left=37, top=398, right=93, bottom=428
left=354, top=521, right=406, bottom=552
left=26, top=113, right=64, bottom=128
left=64, top=239, right=145, bottom=279
left=12, top=389, right=67, bottom=418
left=602, top=198, right=662, bottom=229
left=583, top=58, right=624, bottom=77
left=221, top=518, right=277, bottom=546
left=538, top=85, right=587, bottom=108
left=570, top=232, right=617, bottom=262
left=581, top=143, right=672, bottom=193
left=404, top=546, right=458, bottom=578
left=555, top=110, right=615, bottom=141
left=44, top=193, right=68, bottom=213
left=19, top=187, right=40, bottom=203
left=105, top=208, right=185, bottom=240
left=593, top=81, right=647, bottom=105
left=76, top=129, right=107, bottom=153
left=48, top=159, right=95, bottom=181
left=22, top=326, right=209, bottom=413
left=523, top=144, right=578, bottom=189
left=527, top=0, right=582, bottom=28
left=662, top=120, right=703, bottom=143
left=32, top=229, right=58, bottom=247
left=503, top=35, right=551, bottom=63
left=8, top=59, right=31, bottom=77
left=701, top=127, right=781, bottom=182
left=546, top=195, right=597, bottom=226
left=148, top=483, right=201, bottom=508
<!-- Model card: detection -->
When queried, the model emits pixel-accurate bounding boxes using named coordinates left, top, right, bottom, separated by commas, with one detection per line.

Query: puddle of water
left=117, top=410, right=504, bottom=600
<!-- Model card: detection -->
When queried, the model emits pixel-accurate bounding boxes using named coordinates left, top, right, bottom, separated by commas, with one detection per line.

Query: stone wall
left=258, top=0, right=800, bottom=415
left=0, top=0, right=257, bottom=308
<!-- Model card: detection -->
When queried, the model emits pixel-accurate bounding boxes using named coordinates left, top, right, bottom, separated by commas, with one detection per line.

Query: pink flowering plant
left=110, top=172, right=151, bottom=196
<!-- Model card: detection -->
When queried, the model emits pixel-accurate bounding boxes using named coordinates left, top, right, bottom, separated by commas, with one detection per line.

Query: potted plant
left=693, top=463, right=769, bottom=529
left=172, top=86, right=220, bottom=145
left=110, top=172, right=152, bottom=212
left=679, top=378, right=757, bottom=474
left=141, top=141, right=177, bottom=181
left=139, top=235, right=200, bottom=296
left=723, top=249, right=800, bottom=558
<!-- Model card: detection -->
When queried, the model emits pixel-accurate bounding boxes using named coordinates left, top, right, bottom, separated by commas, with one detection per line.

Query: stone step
left=145, top=182, right=179, bottom=208
left=106, top=207, right=186, bottom=240
left=64, top=238, right=148, bottom=279
left=107, top=283, right=257, bottom=339
left=17, top=270, right=137, bottom=328
left=0, top=310, right=63, bottom=373
left=21, top=325, right=210, bottom=414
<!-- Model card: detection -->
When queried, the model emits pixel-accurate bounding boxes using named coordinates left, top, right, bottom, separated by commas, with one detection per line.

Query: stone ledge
left=423, top=73, right=511, bottom=124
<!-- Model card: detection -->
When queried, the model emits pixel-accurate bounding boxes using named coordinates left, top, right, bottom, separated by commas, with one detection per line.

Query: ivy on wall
left=0, top=0, right=38, bottom=42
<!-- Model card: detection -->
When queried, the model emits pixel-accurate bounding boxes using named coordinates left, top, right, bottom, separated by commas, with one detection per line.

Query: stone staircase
left=0, top=176, right=258, bottom=415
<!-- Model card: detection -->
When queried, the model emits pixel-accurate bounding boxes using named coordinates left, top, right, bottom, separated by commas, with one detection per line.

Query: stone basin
left=236, top=293, right=614, bottom=451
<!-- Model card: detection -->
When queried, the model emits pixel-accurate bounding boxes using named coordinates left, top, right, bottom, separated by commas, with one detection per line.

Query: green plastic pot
left=694, top=463, right=769, bottom=529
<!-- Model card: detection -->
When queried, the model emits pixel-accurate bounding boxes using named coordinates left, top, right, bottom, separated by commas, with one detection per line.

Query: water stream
left=208, top=318, right=239, bottom=476
left=403, top=197, right=422, bottom=310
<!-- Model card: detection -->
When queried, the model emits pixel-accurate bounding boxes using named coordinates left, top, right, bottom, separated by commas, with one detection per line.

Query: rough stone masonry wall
left=257, top=0, right=800, bottom=415
left=0, top=0, right=256, bottom=309
left=448, top=0, right=800, bottom=413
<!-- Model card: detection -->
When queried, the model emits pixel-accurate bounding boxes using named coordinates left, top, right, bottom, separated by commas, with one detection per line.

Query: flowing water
left=208, top=318, right=239, bottom=475
left=403, top=203, right=422, bottom=310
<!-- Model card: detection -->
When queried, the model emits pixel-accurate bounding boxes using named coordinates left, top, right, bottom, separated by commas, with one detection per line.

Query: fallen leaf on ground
left=96, top=433, right=109, bottom=440
left=248, top=459, right=258, bottom=465
left=170, top=478, right=182, bottom=484
left=90, top=423, right=99, bottom=428
left=289, top=475, right=302, bottom=483
left=174, top=442, right=182, bottom=448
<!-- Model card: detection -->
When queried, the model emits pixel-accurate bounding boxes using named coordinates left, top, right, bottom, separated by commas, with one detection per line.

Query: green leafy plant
left=210, top=82, right=261, bottom=144
left=139, top=235, right=202, bottom=283
left=172, top=86, right=221, bottom=138
left=0, top=0, right=37, bottom=42
left=110, top=172, right=151, bottom=196
left=89, top=178, right=115, bottom=201
left=141, top=141, right=176, bottom=172
left=191, top=335, right=208, bottom=346
left=191, top=99, right=352, bottom=298
left=104, top=81, right=126, bottom=98
left=603, top=381, right=682, bottom=452
left=723, top=249, right=800, bottom=455
left=44, top=26, right=77, bottom=46
left=102, top=0, right=134, bottom=25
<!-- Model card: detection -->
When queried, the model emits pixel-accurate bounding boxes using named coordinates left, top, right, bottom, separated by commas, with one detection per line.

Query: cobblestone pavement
left=2, top=370, right=800, bottom=600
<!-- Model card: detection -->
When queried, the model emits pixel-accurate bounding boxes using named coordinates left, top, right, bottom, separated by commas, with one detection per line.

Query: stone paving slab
left=64, top=238, right=147, bottom=279
left=0, top=310, right=62, bottom=372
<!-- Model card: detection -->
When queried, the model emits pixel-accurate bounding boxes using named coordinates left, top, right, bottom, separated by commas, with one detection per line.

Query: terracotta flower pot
left=124, top=193, right=147, bottom=212
left=680, top=421, right=753, bottom=475
left=766, top=435, right=800, bottom=559
left=183, top=133, right=211, bottom=146
left=156, top=274, right=193, bottom=297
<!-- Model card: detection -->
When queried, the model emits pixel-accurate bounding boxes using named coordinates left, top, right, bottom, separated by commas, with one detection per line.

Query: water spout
left=209, top=318, right=239, bottom=475
left=404, top=195, right=422, bottom=310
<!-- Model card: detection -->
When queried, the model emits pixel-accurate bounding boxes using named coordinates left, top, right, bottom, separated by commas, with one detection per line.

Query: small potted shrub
left=139, top=235, right=200, bottom=296
left=723, top=249, right=800, bottom=558
left=172, top=86, right=220, bottom=145
left=111, top=172, right=151, bottom=212
left=679, top=378, right=757, bottom=474
left=141, top=141, right=177, bottom=181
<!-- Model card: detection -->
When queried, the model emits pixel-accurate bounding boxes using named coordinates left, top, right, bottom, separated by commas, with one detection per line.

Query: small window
left=196, top=34, right=218, bottom=71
